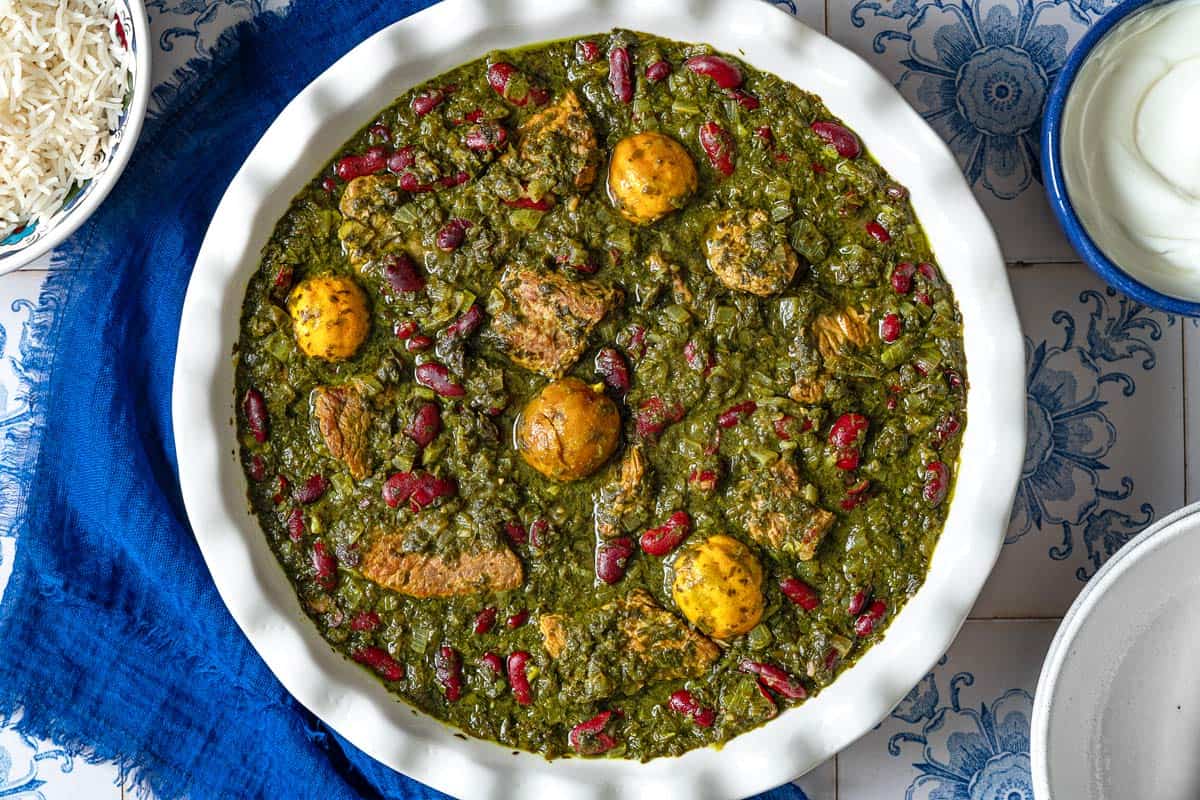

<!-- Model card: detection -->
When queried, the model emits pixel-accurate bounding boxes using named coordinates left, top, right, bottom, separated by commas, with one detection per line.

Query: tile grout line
left=1182, top=320, right=1189, bottom=505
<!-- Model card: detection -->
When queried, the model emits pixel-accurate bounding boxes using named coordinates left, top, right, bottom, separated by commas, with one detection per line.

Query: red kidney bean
left=408, top=473, right=457, bottom=510
left=320, top=176, right=336, bottom=194
left=502, top=196, right=553, bottom=211
left=840, top=479, right=871, bottom=510
left=404, top=402, right=442, bottom=448
left=243, top=388, right=268, bottom=443
left=946, top=369, right=964, bottom=390
left=915, top=291, right=933, bottom=307
left=507, top=651, right=533, bottom=705
left=487, top=61, right=518, bottom=97
left=923, top=461, right=950, bottom=506
left=387, top=146, right=415, bottom=173
left=684, top=54, right=743, bottom=89
left=823, top=648, right=841, bottom=672
left=688, top=467, right=718, bottom=492
left=351, top=611, right=381, bottom=632
left=668, top=690, right=716, bottom=727
left=917, top=261, right=941, bottom=284
left=716, top=400, right=757, bottom=429
left=645, top=59, right=671, bottom=82
left=436, top=218, right=471, bottom=252
left=811, top=161, right=826, bottom=174
left=624, top=324, right=648, bottom=360
left=608, top=46, right=633, bottom=103
left=595, top=347, right=631, bottom=395
left=727, top=89, right=759, bottom=110
left=398, top=172, right=432, bottom=193
left=835, top=449, right=860, bottom=471
left=248, top=454, right=268, bottom=482
left=810, top=120, right=861, bottom=158
left=634, top=396, right=684, bottom=439
left=854, top=600, right=888, bottom=637
left=504, top=520, right=528, bottom=545
left=568, top=711, right=618, bottom=755
left=479, top=652, right=505, bottom=675
left=294, top=474, right=329, bottom=505
left=738, top=660, right=807, bottom=700
left=311, top=541, right=338, bottom=591
left=435, top=645, right=464, bottom=701
left=880, top=313, right=902, bottom=343
left=934, top=414, right=961, bottom=448
left=577, top=40, right=601, bottom=62
left=639, top=511, right=692, bottom=556
left=755, top=680, right=779, bottom=717
left=415, top=363, right=465, bottom=397
left=506, top=609, right=530, bottom=630
left=272, top=475, right=289, bottom=505
left=384, top=254, right=426, bottom=294
left=699, top=121, right=735, bottom=176
left=773, top=415, right=797, bottom=441
left=684, top=340, right=715, bottom=374
left=848, top=589, right=870, bottom=616
left=829, top=413, right=869, bottom=449
left=891, top=262, right=915, bottom=294
left=440, top=171, right=470, bottom=188
left=286, top=507, right=305, bottom=541
left=412, top=89, right=444, bottom=116
left=755, top=125, right=773, bottom=144
left=886, top=184, right=907, bottom=199
left=405, top=334, right=432, bottom=353
left=352, top=646, right=405, bottom=681
left=465, top=123, right=508, bottom=152
left=442, top=304, right=484, bottom=343
left=596, top=537, right=635, bottom=584
left=462, top=108, right=486, bottom=124
left=394, top=320, right=418, bottom=340
left=368, top=123, right=391, bottom=142
left=382, top=472, right=418, bottom=508
left=528, top=518, right=550, bottom=548
left=779, top=578, right=820, bottom=611
left=474, top=606, right=498, bottom=635
left=866, top=220, right=891, bottom=243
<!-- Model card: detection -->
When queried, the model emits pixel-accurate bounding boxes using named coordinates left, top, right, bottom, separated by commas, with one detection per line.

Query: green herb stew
left=235, top=30, right=967, bottom=760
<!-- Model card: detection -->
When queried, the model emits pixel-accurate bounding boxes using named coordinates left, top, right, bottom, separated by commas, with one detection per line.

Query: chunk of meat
left=312, top=384, right=372, bottom=479
left=362, top=530, right=523, bottom=598
left=736, top=459, right=835, bottom=561
left=592, top=445, right=649, bottom=539
left=788, top=375, right=824, bottom=404
left=486, top=265, right=620, bottom=378
left=539, top=589, right=719, bottom=702
left=336, top=174, right=415, bottom=266
left=812, top=306, right=871, bottom=362
left=703, top=209, right=800, bottom=296
left=504, top=89, right=599, bottom=197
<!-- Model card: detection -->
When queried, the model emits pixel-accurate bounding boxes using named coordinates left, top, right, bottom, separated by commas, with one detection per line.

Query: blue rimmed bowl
left=0, top=0, right=151, bottom=275
left=1041, top=0, right=1200, bottom=315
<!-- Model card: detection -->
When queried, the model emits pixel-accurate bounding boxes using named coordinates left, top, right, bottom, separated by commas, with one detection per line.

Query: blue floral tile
left=828, top=0, right=1107, bottom=263
left=973, top=264, right=1183, bottom=618
left=761, top=0, right=828, bottom=32
left=836, top=620, right=1056, bottom=799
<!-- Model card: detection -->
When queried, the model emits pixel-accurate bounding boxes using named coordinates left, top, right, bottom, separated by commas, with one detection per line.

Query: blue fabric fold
left=0, top=2, right=810, bottom=797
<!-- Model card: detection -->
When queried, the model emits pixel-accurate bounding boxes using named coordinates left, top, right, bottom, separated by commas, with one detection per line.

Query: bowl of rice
left=0, top=0, right=150, bottom=274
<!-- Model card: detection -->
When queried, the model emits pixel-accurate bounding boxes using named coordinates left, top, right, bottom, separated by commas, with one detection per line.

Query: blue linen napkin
left=0, top=2, right=811, bottom=797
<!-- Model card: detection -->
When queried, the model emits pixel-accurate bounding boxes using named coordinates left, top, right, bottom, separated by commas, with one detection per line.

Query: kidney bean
left=311, top=541, right=338, bottom=591
left=727, top=89, right=759, bottom=110
left=415, top=363, right=465, bottom=397
left=479, top=652, right=505, bottom=675
left=738, top=659, right=807, bottom=700
left=823, top=648, right=841, bottom=672
left=890, top=262, right=915, bottom=294
left=528, top=518, right=550, bottom=548
left=934, top=414, right=961, bottom=448
left=835, top=449, right=860, bottom=471
left=773, top=415, right=797, bottom=441
left=507, top=651, right=533, bottom=705
left=923, top=461, right=950, bottom=506
left=351, top=611, right=381, bottom=632
left=294, top=474, right=329, bottom=505
left=383, top=254, right=425, bottom=293
left=412, top=89, right=444, bottom=116
left=917, top=261, right=941, bottom=284
left=945, top=369, right=964, bottom=391
left=434, top=646, right=464, bottom=702
left=502, top=196, right=553, bottom=211
left=506, top=609, right=530, bottom=630
left=248, top=454, right=268, bottom=482
left=635, top=396, right=684, bottom=439
left=866, top=220, right=891, bottom=243
left=624, top=324, right=648, bottom=360
left=684, top=54, right=743, bottom=89
left=404, top=402, right=442, bottom=448
left=394, top=321, right=417, bottom=342
left=487, top=61, right=518, bottom=98
left=608, top=46, right=633, bottom=103
left=442, top=303, right=484, bottom=344
left=398, top=172, right=432, bottom=193
left=382, top=472, right=418, bottom=508
left=320, top=176, right=336, bottom=194
left=406, top=334, right=432, bottom=353
left=436, top=218, right=471, bottom=252
left=755, top=125, right=774, bottom=144
left=387, top=146, right=415, bottom=173
left=645, top=59, right=672, bottom=82
left=688, top=467, right=719, bottom=492
left=854, top=600, right=888, bottom=637
left=779, top=578, right=820, bottom=611
left=848, top=589, right=870, bottom=616
left=577, top=39, right=601, bottom=62
left=408, top=473, right=457, bottom=510
left=840, top=479, right=871, bottom=510
left=504, top=520, right=528, bottom=546
left=595, top=347, right=631, bottom=395
left=465, top=123, right=508, bottom=152
left=461, top=108, right=486, bottom=124
left=352, top=646, right=405, bottom=681
left=440, top=171, right=470, bottom=188
left=829, top=413, right=869, bottom=449
left=272, top=475, right=289, bottom=505
left=886, top=184, right=907, bottom=199
left=668, top=690, right=716, bottom=727
left=716, top=400, right=757, bottom=429
left=285, top=507, right=305, bottom=541
left=568, top=711, right=618, bottom=755
left=368, top=123, right=391, bottom=142
left=639, top=511, right=692, bottom=556
left=699, top=121, right=735, bottom=176
left=474, top=606, right=498, bottom=635
left=810, top=120, right=861, bottom=158
left=811, top=160, right=826, bottom=174
left=243, top=388, right=269, bottom=443
left=596, top=537, right=635, bottom=584
left=880, top=313, right=902, bottom=343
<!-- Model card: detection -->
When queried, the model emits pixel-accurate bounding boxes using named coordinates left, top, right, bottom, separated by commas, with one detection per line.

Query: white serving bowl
left=1032, top=502, right=1200, bottom=800
left=0, top=0, right=151, bottom=275
left=172, top=1, right=1025, bottom=797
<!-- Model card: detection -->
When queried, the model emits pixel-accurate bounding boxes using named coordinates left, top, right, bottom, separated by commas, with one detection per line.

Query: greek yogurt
left=1062, top=0, right=1200, bottom=301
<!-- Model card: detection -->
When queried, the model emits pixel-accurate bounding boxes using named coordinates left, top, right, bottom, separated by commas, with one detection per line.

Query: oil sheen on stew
left=235, top=30, right=967, bottom=760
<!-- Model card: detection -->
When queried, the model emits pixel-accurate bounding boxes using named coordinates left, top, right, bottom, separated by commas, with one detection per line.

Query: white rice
left=0, top=0, right=132, bottom=238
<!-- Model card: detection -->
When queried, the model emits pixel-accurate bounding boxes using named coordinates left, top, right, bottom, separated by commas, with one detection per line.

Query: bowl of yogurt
left=1043, top=0, right=1200, bottom=313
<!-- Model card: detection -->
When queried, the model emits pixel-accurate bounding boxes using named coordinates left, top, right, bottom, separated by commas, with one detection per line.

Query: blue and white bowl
left=0, top=0, right=151, bottom=275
